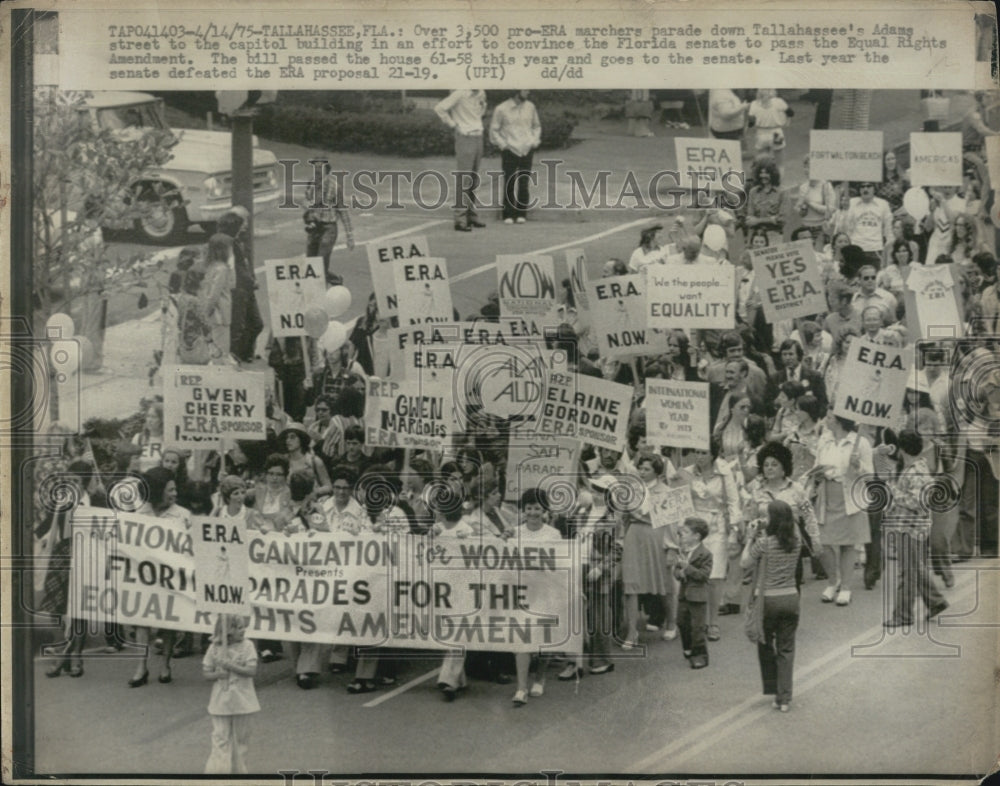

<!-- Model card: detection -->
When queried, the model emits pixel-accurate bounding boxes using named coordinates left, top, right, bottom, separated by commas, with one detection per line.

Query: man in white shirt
left=708, top=89, right=748, bottom=140
left=489, top=90, right=541, bottom=225
left=853, top=264, right=898, bottom=323
left=666, top=235, right=716, bottom=266
left=435, top=89, right=488, bottom=232
left=846, top=181, right=893, bottom=266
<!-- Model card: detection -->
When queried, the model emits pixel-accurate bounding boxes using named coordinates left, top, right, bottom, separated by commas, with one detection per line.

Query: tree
left=32, top=88, right=174, bottom=367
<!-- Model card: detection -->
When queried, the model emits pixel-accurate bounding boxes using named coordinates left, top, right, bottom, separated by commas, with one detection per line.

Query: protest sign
left=506, top=438, right=580, bottom=504
left=367, top=235, right=431, bottom=319
left=191, top=516, right=250, bottom=614
left=674, top=137, right=743, bottom=191
left=497, top=254, right=559, bottom=318
left=586, top=274, right=667, bottom=358
left=902, top=263, right=964, bottom=339
left=809, top=130, right=883, bottom=182
left=264, top=257, right=326, bottom=338
left=832, top=336, right=910, bottom=427
left=364, top=376, right=454, bottom=449
left=538, top=370, right=632, bottom=450
left=909, top=133, right=963, bottom=187
left=985, top=136, right=1000, bottom=191
left=750, top=240, right=827, bottom=322
left=645, top=379, right=711, bottom=451
left=646, top=265, right=735, bottom=330
left=162, top=365, right=267, bottom=448
left=565, top=247, right=593, bottom=331
left=646, top=485, right=696, bottom=530
left=392, top=257, right=454, bottom=325
left=69, top=507, right=581, bottom=652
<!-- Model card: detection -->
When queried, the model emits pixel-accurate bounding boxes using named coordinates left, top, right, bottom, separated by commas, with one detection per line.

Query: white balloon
left=320, top=321, right=348, bottom=354
left=703, top=224, right=728, bottom=252
left=324, top=286, right=352, bottom=319
left=50, top=340, right=80, bottom=376
left=45, top=312, right=75, bottom=339
left=903, top=187, right=930, bottom=221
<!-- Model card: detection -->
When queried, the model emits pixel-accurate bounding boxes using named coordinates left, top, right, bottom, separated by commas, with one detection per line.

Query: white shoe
left=645, top=624, right=660, bottom=632
left=503, top=218, right=514, bottom=225
left=529, top=681, right=545, bottom=697
left=661, top=627, right=678, bottom=641
left=835, top=589, right=852, bottom=606
left=821, top=585, right=838, bottom=603
left=512, top=689, right=528, bottom=705
left=515, top=217, right=526, bottom=224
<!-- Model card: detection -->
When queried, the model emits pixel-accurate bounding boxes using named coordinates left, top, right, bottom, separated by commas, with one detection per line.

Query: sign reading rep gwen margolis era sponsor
left=646, top=265, right=735, bottom=330
left=832, top=337, right=910, bottom=427
left=497, top=254, right=558, bottom=318
left=908, top=132, right=963, bottom=186
left=391, top=257, right=454, bottom=325
left=163, top=365, right=267, bottom=448
left=809, top=130, right=883, bottom=182
left=264, top=257, right=326, bottom=338
left=505, top=438, right=580, bottom=504
left=586, top=273, right=663, bottom=358
left=674, top=137, right=743, bottom=191
left=192, top=516, right=250, bottom=614
left=70, top=507, right=581, bottom=653
left=364, top=376, right=454, bottom=449
left=367, top=235, right=431, bottom=319
left=538, top=370, right=632, bottom=449
left=644, top=379, right=710, bottom=451
left=750, top=240, right=827, bottom=322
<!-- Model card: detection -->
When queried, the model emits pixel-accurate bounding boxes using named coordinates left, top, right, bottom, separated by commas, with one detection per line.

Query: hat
left=278, top=423, right=312, bottom=451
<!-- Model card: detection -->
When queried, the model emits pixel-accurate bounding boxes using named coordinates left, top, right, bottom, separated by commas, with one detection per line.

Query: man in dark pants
left=489, top=90, right=541, bottom=225
left=304, top=163, right=355, bottom=274
left=218, top=208, right=263, bottom=364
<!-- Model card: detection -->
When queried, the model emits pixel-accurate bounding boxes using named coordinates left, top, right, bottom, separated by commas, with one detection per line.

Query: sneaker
left=821, top=585, right=838, bottom=603
left=515, top=217, right=526, bottom=224
left=512, top=689, right=528, bottom=705
left=503, top=218, right=514, bottom=225
left=835, top=590, right=852, bottom=606
left=645, top=624, right=660, bottom=632
left=706, top=625, right=721, bottom=642
left=779, top=703, right=790, bottom=712
left=529, top=681, right=545, bottom=697
left=661, top=627, right=678, bottom=641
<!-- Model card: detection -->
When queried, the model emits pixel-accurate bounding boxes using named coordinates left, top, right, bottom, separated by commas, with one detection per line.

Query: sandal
left=346, top=679, right=376, bottom=694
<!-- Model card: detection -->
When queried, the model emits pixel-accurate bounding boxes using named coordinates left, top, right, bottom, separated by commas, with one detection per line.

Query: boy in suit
left=675, top=517, right=713, bottom=669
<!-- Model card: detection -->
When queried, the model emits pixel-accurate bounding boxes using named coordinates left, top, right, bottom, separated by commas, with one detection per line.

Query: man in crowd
left=846, top=181, right=893, bottom=267
left=853, top=264, right=898, bottom=324
left=435, top=89, right=488, bottom=232
left=767, top=339, right=828, bottom=415
left=489, top=90, right=541, bottom=225
left=824, top=280, right=863, bottom=340
left=304, top=162, right=355, bottom=274
left=708, top=89, right=748, bottom=140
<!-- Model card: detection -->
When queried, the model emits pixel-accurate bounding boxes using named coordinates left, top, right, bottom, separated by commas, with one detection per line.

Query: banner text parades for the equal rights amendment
left=68, top=508, right=583, bottom=653
left=56, top=5, right=979, bottom=91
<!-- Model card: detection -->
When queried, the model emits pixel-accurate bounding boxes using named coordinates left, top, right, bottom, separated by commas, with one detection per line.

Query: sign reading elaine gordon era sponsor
left=644, top=379, right=711, bottom=451
left=674, top=137, right=743, bottom=191
left=750, top=239, right=827, bottom=322
left=538, top=370, right=632, bottom=449
left=809, top=130, right=883, bottom=182
left=364, top=376, right=454, bottom=449
left=646, top=265, right=735, bottom=330
left=832, top=337, right=910, bottom=427
left=497, top=254, right=558, bottom=318
left=264, top=257, right=326, bottom=338
left=506, top=438, right=580, bottom=503
left=191, top=516, right=250, bottom=615
left=367, top=235, right=431, bottom=319
left=908, top=132, right=963, bottom=187
left=392, top=257, right=454, bottom=326
left=585, top=273, right=655, bottom=358
left=163, top=365, right=268, bottom=448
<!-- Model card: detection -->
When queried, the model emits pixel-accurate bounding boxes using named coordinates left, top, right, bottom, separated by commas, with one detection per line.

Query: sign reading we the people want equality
left=192, top=516, right=250, bottom=615
left=832, top=336, right=910, bottom=427
left=368, top=235, right=431, bottom=319
left=809, top=130, right=883, bottom=182
left=162, top=365, right=268, bottom=448
left=69, top=507, right=581, bottom=653
left=644, top=379, right=711, bottom=451
left=392, top=257, right=454, bottom=325
left=646, top=265, right=735, bottom=330
left=750, top=240, right=827, bottom=322
left=264, top=257, right=326, bottom=338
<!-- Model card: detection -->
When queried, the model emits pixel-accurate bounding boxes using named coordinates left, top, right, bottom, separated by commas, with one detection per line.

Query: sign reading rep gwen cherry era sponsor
left=646, top=265, right=735, bottom=330
left=645, top=379, right=711, bottom=451
left=367, top=235, right=431, bottom=319
left=750, top=240, right=827, bottom=322
left=674, top=137, right=743, bottom=191
left=809, top=130, right=883, bottom=182
left=538, top=370, right=632, bottom=449
left=264, top=257, right=326, bottom=338
left=832, top=336, right=910, bottom=427
left=497, top=254, right=558, bottom=318
left=192, top=516, right=250, bottom=614
left=909, top=132, right=963, bottom=186
left=392, top=257, right=453, bottom=325
left=163, top=365, right=268, bottom=448
left=364, top=376, right=454, bottom=449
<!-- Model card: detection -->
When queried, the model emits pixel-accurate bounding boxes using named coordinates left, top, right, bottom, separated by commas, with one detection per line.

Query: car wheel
left=133, top=184, right=188, bottom=244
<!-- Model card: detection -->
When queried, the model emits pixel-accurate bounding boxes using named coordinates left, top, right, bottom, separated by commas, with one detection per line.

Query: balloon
left=702, top=224, right=728, bottom=252
left=903, top=187, right=930, bottom=221
left=323, top=286, right=352, bottom=319
left=320, top=321, right=348, bottom=354
left=303, top=307, right=330, bottom=339
left=45, top=312, right=75, bottom=339
left=49, top=340, right=80, bottom=376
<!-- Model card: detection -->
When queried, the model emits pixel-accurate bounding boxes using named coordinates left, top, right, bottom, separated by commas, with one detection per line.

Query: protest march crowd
left=32, top=88, right=1000, bottom=772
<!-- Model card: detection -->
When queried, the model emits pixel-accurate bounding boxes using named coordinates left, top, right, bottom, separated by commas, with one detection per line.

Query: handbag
left=744, top=542, right=768, bottom=644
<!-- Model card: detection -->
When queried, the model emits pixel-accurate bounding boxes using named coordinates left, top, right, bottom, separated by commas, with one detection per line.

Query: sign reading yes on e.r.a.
left=264, top=257, right=326, bottom=338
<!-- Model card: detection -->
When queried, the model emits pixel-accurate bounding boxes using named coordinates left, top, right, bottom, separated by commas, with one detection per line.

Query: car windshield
left=95, top=101, right=166, bottom=131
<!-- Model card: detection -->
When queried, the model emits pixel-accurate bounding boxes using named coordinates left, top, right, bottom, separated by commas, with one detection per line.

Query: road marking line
left=635, top=578, right=979, bottom=772
left=450, top=217, right=651, bottom=283
left=363, top=667, right=440, bottom=708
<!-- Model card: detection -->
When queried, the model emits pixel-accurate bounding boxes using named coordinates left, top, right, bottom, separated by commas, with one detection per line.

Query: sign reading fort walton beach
left=367, top=235, right=431, bottom=319
left=750, top=240, right=827, bottom=323
left=162, top=365, right=268, bottom=448
left=68, top=509, right=581, bottom=652
left=264, top=256, right=326, bottom=338
left=808, top=130, right=884, bottom=182
left=496, top=254, right=558, bottom=319
left=832, top=336, right=910, bottom=427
